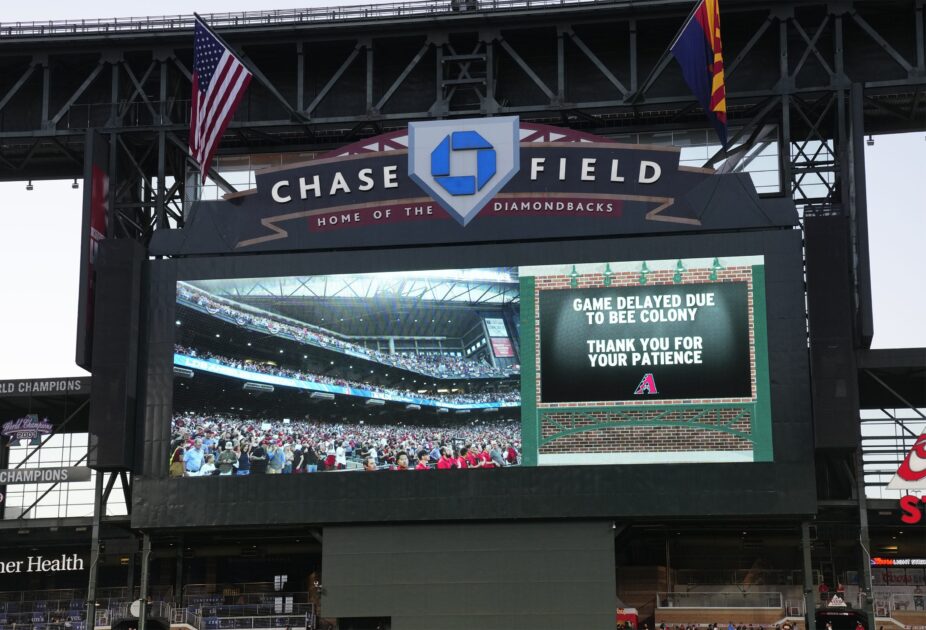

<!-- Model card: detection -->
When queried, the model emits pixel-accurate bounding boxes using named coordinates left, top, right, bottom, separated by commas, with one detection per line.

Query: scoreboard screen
left=168, top=255, right=770, bottom=477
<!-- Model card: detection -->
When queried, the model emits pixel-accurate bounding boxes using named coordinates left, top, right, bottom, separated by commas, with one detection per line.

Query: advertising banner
left=490, top=338, right=515, bottom=358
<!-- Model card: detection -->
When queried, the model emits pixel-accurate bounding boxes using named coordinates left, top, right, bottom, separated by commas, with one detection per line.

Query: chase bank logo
left=408, top=116, right=520, bottom=226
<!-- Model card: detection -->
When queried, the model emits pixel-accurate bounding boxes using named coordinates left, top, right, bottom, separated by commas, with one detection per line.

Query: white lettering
left=639, top=160, right=662, bottom=184
left=530, top=157, right=545, bottom=180
left=357, top=168, right=374, bottom=191
left=271, top=180, right=291, bottom=203
left=328, top=172, right=351, bottom=195
left=580, top=158, right=596, bottom=181
left=299, top=175, right=321, bottom=198
left=383, top=165, right=398, bottom=189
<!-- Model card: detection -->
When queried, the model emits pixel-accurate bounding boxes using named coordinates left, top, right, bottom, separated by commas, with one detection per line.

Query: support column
left=855, top=450, right=876, bottom=630
left=802, top=522, right=817, bottom=630
left=138, top=533, right=152, bottom=630
left=175, top=536, right=185, bottom=604
left=85, top=472, right=105, bottom=630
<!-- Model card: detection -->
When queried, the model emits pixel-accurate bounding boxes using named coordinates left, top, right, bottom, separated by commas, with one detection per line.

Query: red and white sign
left=490, top=337, right=514, bottom=358
left=889, top=432, right=926, bottom=524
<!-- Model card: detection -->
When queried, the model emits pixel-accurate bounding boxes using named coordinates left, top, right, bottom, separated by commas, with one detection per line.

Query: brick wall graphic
left=520, top=257, right=773, bottom=466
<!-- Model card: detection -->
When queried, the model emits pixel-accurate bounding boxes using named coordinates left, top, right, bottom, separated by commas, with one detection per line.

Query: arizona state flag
left=670, top=0, right=728, bottom=145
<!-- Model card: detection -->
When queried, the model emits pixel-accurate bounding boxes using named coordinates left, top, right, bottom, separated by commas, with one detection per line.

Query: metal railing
left=0, top=0, right=626, bottom=38
left=656, top=592, right=784, bottom=609
left=673, top=569, right=819, bottom=587
left=202, top=613, right=310, bottom=629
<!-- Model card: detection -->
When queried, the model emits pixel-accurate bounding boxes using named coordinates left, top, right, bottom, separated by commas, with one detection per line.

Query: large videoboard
left=134, top=232, right=813, bottom=527
left=167, top=256, right=769, bottom=480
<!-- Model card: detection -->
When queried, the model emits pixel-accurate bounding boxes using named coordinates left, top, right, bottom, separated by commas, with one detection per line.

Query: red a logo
left=634, top=373, right=658, bottom=395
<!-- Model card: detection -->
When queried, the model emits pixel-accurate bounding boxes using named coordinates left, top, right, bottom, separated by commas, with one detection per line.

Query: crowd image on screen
left=174, top=345, right=520, bottom=405
left=169, top=413, right=522, bottom=477
left=178, top=284, right=519, bottom=380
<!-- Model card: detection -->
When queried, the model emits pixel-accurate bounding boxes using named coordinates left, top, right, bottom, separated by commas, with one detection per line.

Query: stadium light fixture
left=25, top=180, right=33, bottom=191
left=175, top=320, right=181, bottom=325
left=279, top=349, right=284, bottom=353
left=71, top=178, right=79, bottom=189
left=215, top=333, right=220, bottom=338
left=866, top=135, right=874, bottom=146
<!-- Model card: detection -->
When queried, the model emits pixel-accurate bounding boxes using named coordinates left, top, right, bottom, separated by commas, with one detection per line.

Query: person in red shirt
left=415, top=450, right=431, bottom=470
left=436, top=447, right=456, bottom=469
left=393, top=452, right=409, bottom=471
left=476, top=444, right=494, bottom=468
left=464, top=445, right=480, bottom=469
left=456, top=447, right=469, bottom=469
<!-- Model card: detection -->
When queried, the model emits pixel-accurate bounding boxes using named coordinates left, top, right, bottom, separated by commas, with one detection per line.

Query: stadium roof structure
left=188, top=269, right=518, bottom=304
left=185, top=271, right=520, bottom=338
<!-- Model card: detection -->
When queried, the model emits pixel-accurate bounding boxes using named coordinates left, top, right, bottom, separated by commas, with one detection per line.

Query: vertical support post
left=108, top=61, right=120, bottom=126
left=485, top=38, right=497, bottom=113
left=365, top=42, right=374, bottom=115
left=138, top=533, right=152, bottom=630
left=849, top=83, right=873, bottom=346
left=802, top=522, right=816, bottom=630
left=854, top=450, right=876, bottom=630
left=156, top=60, right=168, bottom=230
left=629, top=19, right=638, bottom=94
left=296, top=41, right=305, bottom=112
left=41, top=61, right=50, bottom=129
left=175, top=537, right=185, bottom=604
left=435, top=42, right=444, bottom=116
left=915, top=1, right=925, bottom=72
left=127, top=542, right=136, bottom=600
left=665, top=534, right=672, bottom=593
left=85, top=472, right=105, bottom=630
left=778, top=19, right=792, bottom=198
left=556, top=27, right=565, bottom=104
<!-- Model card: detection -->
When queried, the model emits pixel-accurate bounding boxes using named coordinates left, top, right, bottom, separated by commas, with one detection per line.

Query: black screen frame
left=132, top=229, right=816, bottom=529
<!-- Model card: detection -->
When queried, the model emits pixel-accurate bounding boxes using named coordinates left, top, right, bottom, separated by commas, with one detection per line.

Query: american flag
left=189, top=16, right=252, bottom=182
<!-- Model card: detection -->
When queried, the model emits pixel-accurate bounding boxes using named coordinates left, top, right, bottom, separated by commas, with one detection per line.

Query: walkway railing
left=656, top=592, right=784, bottom=609
left=0, top=0, right=626, bottom=38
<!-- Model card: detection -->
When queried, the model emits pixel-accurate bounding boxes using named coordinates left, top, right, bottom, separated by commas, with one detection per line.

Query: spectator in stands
left=415, top=450, right=430, bottom=470
left=393, top=452, right=409, bottom=470
left=282, top=444, right=294, bottom=473
left=292, top=445, right=305, bottom=473
left=170, top=447, right=185, bottom=477
left=437, top=446, right=456, bottom=470
left=236, top=443, right=251, bottom=475
left=363, top=457, right=377, bottom=471
left=335, top=441, right=347, bottom=469
left=267, top=443, right=285, bottom=474
left=489, top=441, right=507, bottom=467
left=217, top=442, right=238, bottom=475
left=250, top=441, right=268, bottom=474
left=184, top=438, right=205, bottom=474
left=304, top=443, right=320, bottom=473
left=194, top=454, right=216, bottom=476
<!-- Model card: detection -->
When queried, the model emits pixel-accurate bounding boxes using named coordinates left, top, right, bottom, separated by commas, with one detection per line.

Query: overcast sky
left=0, top=2, right=923, bottom=379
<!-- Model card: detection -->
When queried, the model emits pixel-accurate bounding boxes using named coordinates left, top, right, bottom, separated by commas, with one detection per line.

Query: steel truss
left=0, top=0, right=921, bottom=243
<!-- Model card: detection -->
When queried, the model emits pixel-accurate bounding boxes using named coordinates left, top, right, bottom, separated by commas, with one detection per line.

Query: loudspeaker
left=805, top=214, right=861, bottom=450
left=88, top=239, right=145, bottom=470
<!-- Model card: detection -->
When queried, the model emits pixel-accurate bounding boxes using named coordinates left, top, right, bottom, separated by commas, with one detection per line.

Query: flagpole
left=629, top=0, right=703, bottom=105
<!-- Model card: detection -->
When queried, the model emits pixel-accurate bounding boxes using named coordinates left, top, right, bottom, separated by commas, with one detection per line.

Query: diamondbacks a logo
left=408, top=116, right=520, bottom=226
left=887, top=432, right=926, bottom=491
left=634, top=373, right=658, bottom=395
